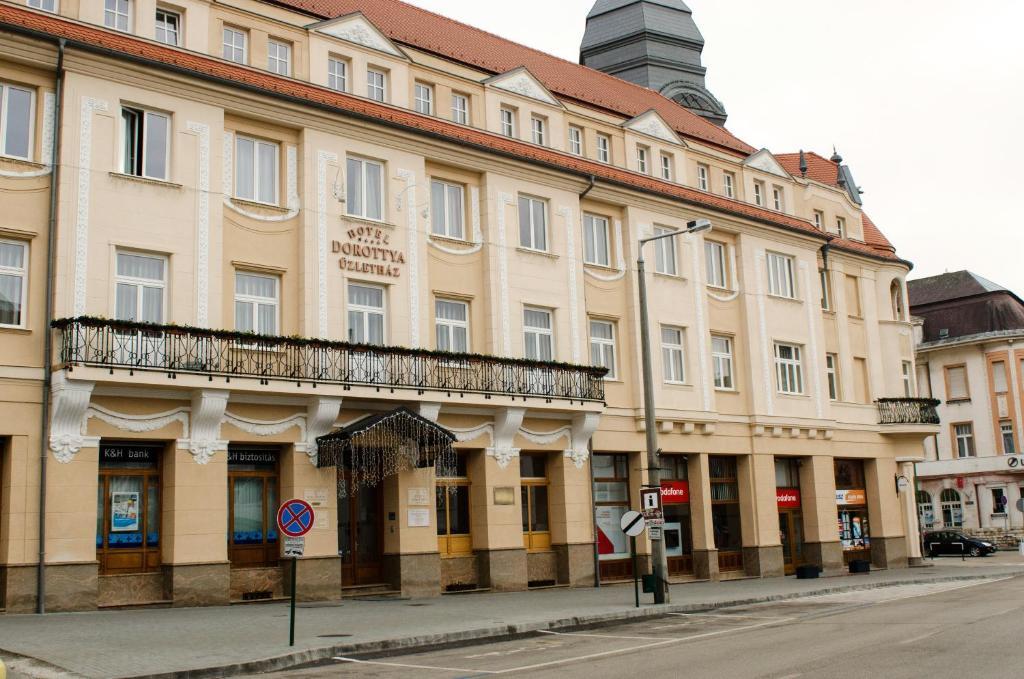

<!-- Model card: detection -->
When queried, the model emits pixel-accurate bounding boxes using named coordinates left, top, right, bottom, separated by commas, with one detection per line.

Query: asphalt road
left=264, top=575, right=1024, bottom=678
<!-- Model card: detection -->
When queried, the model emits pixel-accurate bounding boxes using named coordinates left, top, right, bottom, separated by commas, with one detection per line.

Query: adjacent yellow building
left=0, top=0, right=937, bottom=612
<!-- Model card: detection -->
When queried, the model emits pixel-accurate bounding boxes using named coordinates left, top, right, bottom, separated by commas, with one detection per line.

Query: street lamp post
left=636, top=218, right=711, bottom=605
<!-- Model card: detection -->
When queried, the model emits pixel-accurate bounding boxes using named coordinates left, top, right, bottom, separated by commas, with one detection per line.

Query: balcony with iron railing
left=876, top=397, right=941, bottom=434
left=52, top=317, right=607, bottom=403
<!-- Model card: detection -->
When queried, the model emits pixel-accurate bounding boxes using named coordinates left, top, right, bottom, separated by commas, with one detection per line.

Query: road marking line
left=778, top=673, right=803, bottom=679
left=537, top=630, right=668, bottom=641
left=898, top=630, right=942, bottom=645
left=872, top=577, right=1012, bottom=604
left=333, top=656, right=496, bottom=674
left=668, top=612, right=788, bottom=620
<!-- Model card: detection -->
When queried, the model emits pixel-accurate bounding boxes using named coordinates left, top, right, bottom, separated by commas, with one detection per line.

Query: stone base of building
left=526, top=550, right=558, bottom=586
left=803, top=541, right=844, bottom=575
left=1, top=564, right=37, bottom=613
left=692, top=549, right=719, bottom=581
left=440, top=554, right=480, bottom=591
left=478, top=547, right=527, bottom=592
left=230, top=566, right=283, bottom=601
left=871, top=536, right=908, bottom=570
left=282, top=556, right=342, bottom=602
left=553, top=542, right=595, bottom=587
left=384, top=552, right=441, bottom=598
left=742, top=545, right=784, bottom=578
left=164, top=562, right=230, bottom=607
left=98, top=572, right=166, bottom=607
left=44, top=562, right=98, bottom=612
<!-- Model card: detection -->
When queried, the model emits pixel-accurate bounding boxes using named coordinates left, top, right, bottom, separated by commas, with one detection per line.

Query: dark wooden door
left=338, top=484, right=384, bottom=586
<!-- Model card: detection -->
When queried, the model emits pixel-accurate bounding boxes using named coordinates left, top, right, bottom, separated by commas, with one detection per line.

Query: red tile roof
left=776, top=151, right=841, bottom=186
left=264, top=0, right=756, bottom=156
left=0, top=4, right=904, bottom=265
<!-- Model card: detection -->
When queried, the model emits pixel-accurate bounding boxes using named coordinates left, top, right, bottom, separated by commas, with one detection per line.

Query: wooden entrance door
left=779, top=510, right=805, bottom=575
left=338, top=484, right=383, bottom=586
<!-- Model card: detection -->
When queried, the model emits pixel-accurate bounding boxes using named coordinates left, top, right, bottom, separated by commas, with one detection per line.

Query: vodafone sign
left=660, top=480, right=690, bottom=504
left=776, top=488, right=801, bottom=509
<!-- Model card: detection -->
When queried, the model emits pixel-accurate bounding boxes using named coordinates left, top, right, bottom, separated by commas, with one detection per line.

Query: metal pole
left=631, top=536, right=639, bottom=608
left=289, top=557, right=298, bottom=646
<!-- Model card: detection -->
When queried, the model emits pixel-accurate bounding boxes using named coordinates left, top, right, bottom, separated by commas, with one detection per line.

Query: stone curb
left=111, top=570, right=1022, bottom=679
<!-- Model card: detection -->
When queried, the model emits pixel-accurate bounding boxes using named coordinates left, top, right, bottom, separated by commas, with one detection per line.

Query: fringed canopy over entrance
left=316, top=407, right=456, bottom=497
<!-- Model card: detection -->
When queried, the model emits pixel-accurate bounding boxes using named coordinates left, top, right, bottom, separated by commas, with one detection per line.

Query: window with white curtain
left=235, top=135, right=278, bottom=204
left=346, top=156, right=384, bottom=221
left=589, top=319, right=616, bottom=379
left=774, top=342, right=803, bottom=394
left=347, top=283, right=385, bottom=345
left=222, top=26, right=247, bottom=64
left=661, top=326, right=685, bottom=383
left=712, top=335, right=733, bottom=389
left=903, top=360, right=915, bottom=397
left=0, top=82, right=34, bottom=161
left=636, top=146, right=648, bottom=174
left=523, top=307, right=553, bottom=361
left=121, top=107, right=170, bottom=180
left=772, top=185, right=784, bottom=211
left=234, top=272, right=278, bottom=335
left=697, top=164, right=709, bottom=191
left=568, top=126, right=583, bottom=155
left=154, top=9, right=180, bottom=46
left=954, top=423, right=975, bottom=458
left=753, top=180, right=764, bottom=206
left=104, top=0, right=131, bottom=31
left=430, top=179, right=465, bottom=239
left=327, top=57, right=347, bottom=92
left=596, top=134, right=610, bottom=163
left=451, top=93, right=469, bottom=124
left=28, top=0, right=57, bottom=12
left=767, top=251, right=796, bottom=298
left=367, top=68, right=386, bottom=102
left=0, top=240, right=28, bottom=327
left=705, top=240, right=727, bottom=289
left=435, top=298, right=469, bottom=352
left=661, top=153, right=673, bottom=181
left=583, top=214, right=610, bottom=266
left=267, top=39, right=291, bottom=76
left=531, top=116, right=546, bottom=146
left=723, top=172, right=735, bottom=198
left=414, top=83, right=433, bottom=115
left=500, top=107, right=515, bottom=137
left=518, top=195, right=547, bottom=251
left=653, top=226, right=677, bottom=275
left=115, top=251, right=165, bottom=323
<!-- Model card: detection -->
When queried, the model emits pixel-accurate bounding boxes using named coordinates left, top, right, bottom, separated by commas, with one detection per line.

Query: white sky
left=406, top=0, right=1024, bottom=291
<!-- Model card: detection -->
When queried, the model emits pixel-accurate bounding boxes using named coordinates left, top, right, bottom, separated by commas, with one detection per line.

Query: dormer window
left=500, top=107, right=515, bottom=138
left=813, top=210, right=824, bottom=229
left=104, top=0, right=131, bottom=32
left=569, top=126, right=583, bottom=155
left=367, top=68, right=387, bottom=102
left=697, top=164, right=709, bottom=191
left=723, top=172, right=735, bottom=198
left=637, top=146, right=649, bottom=174
left=27, top=0, right=57, bottom=12
left=753, top=180, right=765, bottom=207
left=772, top=185, right=784, bottom=211
left=267, top=39, right=291, bottom=76
left=414, top=83, right=434, bottom=115
left=596, top=134, right=610, bottom=163
left=836, top=217, right=847, bottom=239
left=661, top=153, right=673, bottom=181
left=531, top=115, right=546, bottom=145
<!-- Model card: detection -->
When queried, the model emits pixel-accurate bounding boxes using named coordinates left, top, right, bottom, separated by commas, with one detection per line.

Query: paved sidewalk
left=3, top=555, right=1023, bottom=679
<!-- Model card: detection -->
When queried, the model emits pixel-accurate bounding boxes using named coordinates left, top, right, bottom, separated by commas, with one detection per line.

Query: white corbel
left=486, top=407, right=525, bottom=469
left=564, top=411, right=600, bottom=469
left=304, top=396, right=343, bottom=465
left=188, top=389, right=229, bottom=464
left=415, top=401, right=442, bottom=422
left=48, top=374, right=95, bottom=463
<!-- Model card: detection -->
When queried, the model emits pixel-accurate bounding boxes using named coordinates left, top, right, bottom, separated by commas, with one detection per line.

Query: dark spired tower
left=580, top=0, right=728, bottom=126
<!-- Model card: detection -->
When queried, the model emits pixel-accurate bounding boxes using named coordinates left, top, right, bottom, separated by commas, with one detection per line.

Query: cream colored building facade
left=0, top=0, right=935, bottom=612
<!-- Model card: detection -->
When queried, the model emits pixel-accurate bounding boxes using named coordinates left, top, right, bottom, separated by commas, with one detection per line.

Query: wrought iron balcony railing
left=53, top=317, right=607, bottom=403
left=876, top=398, right=941, bottom=425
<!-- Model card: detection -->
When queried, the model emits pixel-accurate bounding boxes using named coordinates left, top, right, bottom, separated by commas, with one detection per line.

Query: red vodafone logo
left=776, top=488, right=801, bottom=508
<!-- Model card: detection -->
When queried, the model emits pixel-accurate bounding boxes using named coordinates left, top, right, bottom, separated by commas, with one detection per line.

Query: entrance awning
left=316, top=406, right=456, bottom=496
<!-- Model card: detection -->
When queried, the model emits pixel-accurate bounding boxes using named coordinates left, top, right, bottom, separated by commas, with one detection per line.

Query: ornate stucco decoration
left=316, top=150, right=339, bottom=338
left=0, top=92, right=56, bottom=178
left=188, top=390, right=229, bottom=464
left=396, top=169, right=421, bottom=347
left=687, top=232, right=712, bottom=412
left=486, top=407, right=525, bottom=469
left=485, top=67, right=562, bottom=107
left=73, top=96, right=109, bottom=316
left=622, top=110, right=683, bottom=146
left=49, top=375, right=96, bottom=463
left=221, top=132, right=300, bottom=222
left=447, top=423, right=493, bottom=444
left=754, top=251, right=774, bottom=416
left=559, top=206, right=582, bottom=364
left=86, top=405, right=190, bottom=435
left=496, top=192, right=515, bottom=355
left=313, top=13, right=407, bottom=59
left=186, top=121, right=211, bottom=326
left=518, top=425, right=571, bottom=446
left=564, top=412, right=600, bottom=469
left=304, top=397, right=343, bottom=465
left=584, top=219, right=627, bottom=282
left=743, top=148, right=792, bottom=178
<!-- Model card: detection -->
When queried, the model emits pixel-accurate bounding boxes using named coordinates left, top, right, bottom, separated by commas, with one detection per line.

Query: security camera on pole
left=636, top=218, right=712, bottom=605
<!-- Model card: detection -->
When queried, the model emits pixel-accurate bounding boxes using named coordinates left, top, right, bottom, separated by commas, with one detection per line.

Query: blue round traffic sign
left=277, top=499, right=315, bottom=538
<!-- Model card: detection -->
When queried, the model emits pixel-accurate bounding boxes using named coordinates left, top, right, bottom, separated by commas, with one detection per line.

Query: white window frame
left=367, top=68, right=387, bottom=102
left=430, top=179, right=465, bottom=240
left=568, top=126, right=583, bottom=156
left=0, top=239, right=28, bottom=328
left=697, top=164, right=709, bottom=191
left=723, top=172, right=735, bottom=198
left=121, top=106, right=170, bottom=181
left=327, top=56, right=348, bottom=92
left=154, top=8, right=181, bottom=46
left=0, top=82, right=36, bottom=161
left=1001, top=421, right=1016, bottom=455
left=500, top=107, right=515, bottom=137
left=596, top=134, right=610, bottom=163
left=346, top=156, right=385, bottom=222
left=523, top=307, right=554, bottom=361
left=28, top=0, right=58, bottom=12
left=820, top=269, right=832, bottom=310
left=836, top=216, right=847, bottom=238
left=104, top=0, right=131, bottom=32
left=772, top=185, right=784, bottom=211
left=234, top=271, right=279, bottom=336
left=518, top=195, right=548, bottom=252
left=766, top=251, right=796, bottom=299
left=114, top=251, right=166, bottom=323
left=222, top=26, right=247, bottom=64
left=902, top=360, right=915, bottom=397
left=711, top=335, right=734, bottom=390
left=414, top=82, right=433, bottom=115
left=661, top=326, right=686, bottom=384
left=826, top=353, right=840, bottom=400
left=267, top=39, right=291, bottom=76
left=435, top=298, right=470, bottom=353
left=705, top=240, right=727, bottom=289
left=653, top=226, right=677, bottom=276
left=234, top=135, right=279, bottom=205
left=774, top=342, right=804, bottom=395
left=753, top=180, right=764, bottom=206
left=583, top=213, right=611, bottom=267
left=660, top=153, right=673, bottom=181
left=589, top=319, right=617, bottom=379
left=813, top=210, right=824, bottom=230
left=636, top=145, right=648, bottom=174
left=451, top=93, right=469, bottom=125
left=531, top=116, right=546, bottom=146
left=347, top=282, right=386, bottom=345
left=954, top=423, right=975, bottom=458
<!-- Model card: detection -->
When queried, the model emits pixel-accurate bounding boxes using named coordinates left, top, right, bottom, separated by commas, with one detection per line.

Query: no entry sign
left=277, top=498, right=315, bottom=538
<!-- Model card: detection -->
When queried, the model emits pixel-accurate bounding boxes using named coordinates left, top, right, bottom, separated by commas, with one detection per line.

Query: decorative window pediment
left=743, top=148, right=792, bottom=178
left=622, top=110, right=683, bottom=146
left=310, top=12, right=407, bottom=60
left=485, top=67, right=562, bottom=108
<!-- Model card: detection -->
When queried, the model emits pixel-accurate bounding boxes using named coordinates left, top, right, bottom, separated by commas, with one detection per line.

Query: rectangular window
left=661, top=326, right=685, bottom=383
left=451, top=93, right=469, bottom=125
left=521, top=455, right=550, bottom=551
left=954, top=423, right=975, bottom=458
left=767, top=252, right=796, bottom=298
left=945, top=365, right=969, bottom=400
left=594, top=454, right=630, bottom=561
left=813, top=210, right=824, bottom=230
left=596, top=134, right=610, bottom=163
left=327, top=57, right=347, bottom=92
left=589, top=319, right=616, bottom=379
left=993, top=360, right=1008, bottom=393
left=523, top=307, right=554, bottom=361
left=723, top=172, right=735, bottom=198
left=774, top=342, right=803, bottom=394
left=500, top=107, right=515, bottom=137
left=705, top=241, right=727, bottom=289
left=531, top=116, right=546, bottom=145
left=661, top=153, right=673, bottom=181
left=636, top=145, right=648, bottom=174
left=991, top=487, right=1007, bottom=514
left=712, top=335, right=733, bottom=389
left=820, top=269, right=832, bottom=310
left=826, top=353, right=840, bottom=400
left=845, top=274, right=861, bottom=316
left=853, top=357, right=869, bottom=403
left=222, top=26, right=246, bottom=64
left=0, top=82, right=34, bottom=161
left=583, top=213, right=610, bottom=266
left=435, top=298, right=469, bottom=353
left=0, top=240, right=28, bottom=327
left=235, top=135, right=278, bottom=204
left=836, top=217, right=847, bottom=239
left=115, top=251, right=165, bottom=323
left=234, top=272, right=278, bottom=336
left=568, top=126, right=583, bottom=155
left=518, top=195, right=547, bottom=251
left=414, top=83, right=433, bottom=115
left=104, top=0, right=131, bottom=31
left=902, top=360, right=915, bottom=397
left=347, top=283, right=385, bottom=345
left=697, top=164, right=709, bottom=191
left=96, top=443, right=161, bottom=575
left=653, top=226, right=677, bottom=275
left=28, top=0, right=57, bottom=11
left=346, top=156, right=384, bottom=221
left=436, top=453, right=471, bottom=556
left=121, top=107, right=170, bottom=181
left=772, top=185, right=784, bottom=211
left=227, top=447, right=279, bottom=568
left=1001, top=421, right=1016, bottom=455
left=430, top=179, right=465, bottom=240
left=267, top=40, right=290, bottom=76
left=154, top=8, right=180, bottom=46
left=753, top=180, right=764, bottom=206
left=367, top=68, right=386, bottom=102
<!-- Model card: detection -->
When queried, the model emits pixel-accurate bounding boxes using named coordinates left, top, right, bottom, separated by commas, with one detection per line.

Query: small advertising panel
left=776, top=487, right=801, bottom=509
left=660, top=480, right=690, bottom=504
left=836, top=489, right=867, bottom=506
left=111, top=492, right=140, bottom=532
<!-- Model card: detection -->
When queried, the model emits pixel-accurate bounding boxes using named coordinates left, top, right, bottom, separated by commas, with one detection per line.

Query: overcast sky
left=406, top=0, right=1024, bottom=291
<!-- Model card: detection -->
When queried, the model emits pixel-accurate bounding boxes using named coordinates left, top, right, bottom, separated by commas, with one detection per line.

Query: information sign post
left=277, top=498, right=314, bottom=646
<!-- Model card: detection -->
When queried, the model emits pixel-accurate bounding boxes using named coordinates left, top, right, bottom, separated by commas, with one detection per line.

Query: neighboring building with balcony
left=0, top=0, right=933, bottom=612
left=911, top=271, right=1024, bottom=534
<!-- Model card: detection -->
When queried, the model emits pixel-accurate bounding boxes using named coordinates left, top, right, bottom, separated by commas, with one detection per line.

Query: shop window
left=594, top=453, right=630, bottom=564
left=940, top=488, right=963, bottom=527
left=660, top=456, right=692, bottom=575
left=437, top=454, right=471, bottom=556
left=227, top=447, right=279, bottom=568
left=520, top=454, right=550, bottom=552
left=835, top=459, right=869, bottom=561
left=710, top=456, right=742, bottom=570
left=917, top=490, right=934, bottom=529
left=96, top=442, right=161, bottom=575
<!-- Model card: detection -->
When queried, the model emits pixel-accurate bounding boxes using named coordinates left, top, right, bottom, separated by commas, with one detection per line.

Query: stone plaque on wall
left=493, top=487, right=516, bottom=505
left=408, top=487, right=431, bottom=506
left=407, top=508, right=430, bottom=527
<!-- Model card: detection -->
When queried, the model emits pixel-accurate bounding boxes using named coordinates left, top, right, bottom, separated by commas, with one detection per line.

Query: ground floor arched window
left=917, top=490, right=934, bottom=530
left=940, top=488, right=963, bottom=527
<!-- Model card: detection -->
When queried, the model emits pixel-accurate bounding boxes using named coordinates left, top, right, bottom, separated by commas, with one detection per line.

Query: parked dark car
left=922, top=530, right=996, bottom=557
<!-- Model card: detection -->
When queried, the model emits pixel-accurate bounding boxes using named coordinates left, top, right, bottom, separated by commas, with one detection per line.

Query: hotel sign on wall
left=334, top=225, right=405, bottom=278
